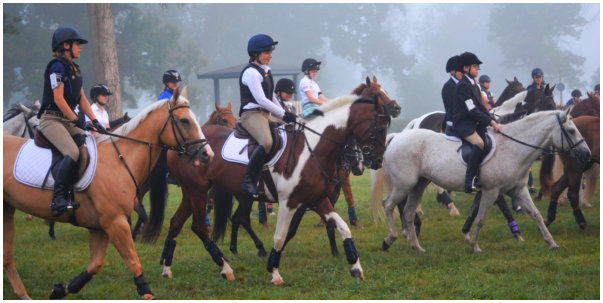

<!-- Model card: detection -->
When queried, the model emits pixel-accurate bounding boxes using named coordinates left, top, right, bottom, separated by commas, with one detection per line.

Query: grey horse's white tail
left=370, top=133, right=397, bottom=224
left=581, top=164, right=600, bottom=207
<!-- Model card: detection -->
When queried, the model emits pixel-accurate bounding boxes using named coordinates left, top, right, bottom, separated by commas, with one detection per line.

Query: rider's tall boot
left=51, top=156, right=81, bottom=217
left=240, top=146, right=267, bottom=196
left=464, top=145, right=483, bottom=193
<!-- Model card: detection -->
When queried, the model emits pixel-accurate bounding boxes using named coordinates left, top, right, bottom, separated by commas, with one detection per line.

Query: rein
left=22, top=112, right=35, bottom=138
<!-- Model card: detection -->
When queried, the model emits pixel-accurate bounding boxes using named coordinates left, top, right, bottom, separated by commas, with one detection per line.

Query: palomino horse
left=3, top=88, right=212, bottom=299
left=129, top=102, right=236, bottom=240
left=372, top=109, right=590, bottom=253
left=539, top=115, right=599, bottom=230
left=162, top=92, right=393, bottom=285
left=152, top=77, right=398, bottom=280
left=3, top=101, right=41, bottom=139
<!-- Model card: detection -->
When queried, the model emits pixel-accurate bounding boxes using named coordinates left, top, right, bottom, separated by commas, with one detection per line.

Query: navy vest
left=239, top=63, right=273, bottom=116
left=39, top=58, right=82, bottom=118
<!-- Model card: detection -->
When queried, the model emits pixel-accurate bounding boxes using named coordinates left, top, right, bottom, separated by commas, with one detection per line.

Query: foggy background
left=4, top=3, right=600, bottom=131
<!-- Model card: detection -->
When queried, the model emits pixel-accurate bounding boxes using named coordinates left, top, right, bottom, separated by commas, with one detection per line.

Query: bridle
left=22, top=111, right=36, bottom=139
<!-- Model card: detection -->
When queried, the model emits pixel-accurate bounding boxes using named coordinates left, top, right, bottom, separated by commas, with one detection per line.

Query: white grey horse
left=3, top=100, right=41, bottom=138
left=373, top=109, right=591, bottom=253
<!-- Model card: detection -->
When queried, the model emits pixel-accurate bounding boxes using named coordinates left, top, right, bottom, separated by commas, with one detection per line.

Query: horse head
left=497, top=77, right=525, bottom=105
left=161, top=86, right=214, bottom=166
left=555, top=108, right=591, bottom=165
left=352, top=76, right=401, bottom=118
left=211, top=102, right=236, bottom=128
left=349, top=98, right=390, bottom=170
left=522, top=85, right=556, bottom=114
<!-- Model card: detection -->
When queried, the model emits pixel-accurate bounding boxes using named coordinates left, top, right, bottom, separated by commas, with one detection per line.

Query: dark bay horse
left=539, top=115, right=599, bottom=230
left=492, top=76, right=526, bottom=108
left=129, top=103, right=236, bottom=240
left=3, top=88, right=212, bottom=299
left=159, top=88, right=394, bottom=284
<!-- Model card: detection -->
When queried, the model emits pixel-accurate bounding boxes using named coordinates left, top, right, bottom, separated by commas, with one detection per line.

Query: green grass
left=4, top=162, right=599, bottom=299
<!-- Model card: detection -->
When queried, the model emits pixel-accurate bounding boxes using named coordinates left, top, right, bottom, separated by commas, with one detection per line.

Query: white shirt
left=240, top=63, right=285, bottom=118
left=85, top=103, right=110, bottom=128
left=299, top=75, right=322, bottom=106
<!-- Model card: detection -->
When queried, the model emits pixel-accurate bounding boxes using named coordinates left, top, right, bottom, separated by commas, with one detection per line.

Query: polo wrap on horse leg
left=204, top=240, right=225, bottom=267
left=547, top=202, right=557, bottom=225
left=67, top=271, right=92, bottom=294
left=159, top=238, right=176, bottom=266
left=573, top=208, right=587, bottom=228
left=133, top=274, right=153, bottom=297
left=347, top=207, right=359, bottom=224
left=436, top=191, right=453, bottom=206
left=258, top=203, right=267, bottom=224
left=266, top=248, right=282, bottom=272
left=507, top=220, right=520, bottom=235
left=343, top=238, right=358, bottom=264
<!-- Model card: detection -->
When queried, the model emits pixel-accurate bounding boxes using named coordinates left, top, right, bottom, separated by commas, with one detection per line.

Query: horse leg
left=403, top=178, right=429, bottom=253
left=239, top=201, right=267, bottom=257
left=434, top=183, right=459, bottom=216
left=514, top=187, right=559, bottom=250
left=231, top=199, right=266, bottom=257
left=566, top=170, right=589, bottom=231
left=382, top=188, right=407, bottom=251
left=102, top=216, right=154, bottom=299
left=48, top=220, right=56, bottom=240
left=494, top=195, right=524, bottom=242
left=469, top=188, right=499, bottom=253
left=342, top=175, right=363, bottom=229
left=4, top=204, right=31, bottom=300
left=131, top=202, right=148, bottom=241
left=188, top=195, right=234, bottom=280
left=580, top=164, right=599, bottom=207
left=49, top=229, right=109, bottom=299
left=258, top=202, right=269, bottom=228
left=546, top=173, right=568, bottom=227
left=267, top=202, right=301, bottom=285
left=462, top=190, right=481, bottom=240
left=160, top=194, right=193, bottom=279
left=397, top=198, right=420, bottom=239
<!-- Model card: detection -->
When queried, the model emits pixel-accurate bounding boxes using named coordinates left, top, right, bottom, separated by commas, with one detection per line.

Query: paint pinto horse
left=3, top=88, right=212, bottom=299
left=372, top=109, right=590, bottom=253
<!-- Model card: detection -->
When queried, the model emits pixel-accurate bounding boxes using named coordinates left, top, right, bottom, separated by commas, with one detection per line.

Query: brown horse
left=3, top=88, right=211, bottom=299
left=493, top=76, right=526, bottom=108
left=570, top=92, right=600, bottom=118
left=153, top=77, right=398, bottom=280
left=539, top=116, right=599, bottom=230
left=129, top=103, right=236, bottom=240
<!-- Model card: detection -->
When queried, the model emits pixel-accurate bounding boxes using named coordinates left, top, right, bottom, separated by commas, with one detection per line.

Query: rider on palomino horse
left=451, top=52, right=501, bottom=193
left=39, top=26, right=108, bottom=217
left=239, top=34, right=297, bottom=196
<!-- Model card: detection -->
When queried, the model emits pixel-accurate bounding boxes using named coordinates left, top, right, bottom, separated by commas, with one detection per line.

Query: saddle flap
left=221, top=127, right=288, bottom=168
left=456, top=133, right=496, bottom=166
left=34, top=126, right=53, bottom=149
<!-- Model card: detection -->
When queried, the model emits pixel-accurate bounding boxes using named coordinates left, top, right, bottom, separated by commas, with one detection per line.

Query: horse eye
left=179, top=118, right=190, bottom=125
left=377, top=128, right=385, bottom=134
left=568, top=129, right=575, bottom=134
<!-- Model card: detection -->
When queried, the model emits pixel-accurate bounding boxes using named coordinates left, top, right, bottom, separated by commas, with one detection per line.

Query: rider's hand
left=72, top=118, right=89, bottom=131
left=491, top=120, right=501, bottom=133
left=282, top=111, right=297, bottom=124
left=91, top=119, right=108, bottom=134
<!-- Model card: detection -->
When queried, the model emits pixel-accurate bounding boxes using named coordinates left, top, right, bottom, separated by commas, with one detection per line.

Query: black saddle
left=458, top=134, right=493, bottom=165
left=234, top=121, right=283, bottom=161
left=34, top=126, right=90, bottom=183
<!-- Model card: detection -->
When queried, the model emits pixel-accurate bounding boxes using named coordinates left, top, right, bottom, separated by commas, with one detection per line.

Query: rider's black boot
left=240, top=146, right=267, bottom=196
left=464, top=145, right=483, bottom=193
left=51, top=156, right=80, bottom=217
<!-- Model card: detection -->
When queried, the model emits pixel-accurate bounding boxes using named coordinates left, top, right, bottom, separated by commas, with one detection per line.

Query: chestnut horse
left=539, top=116, right=599, bottom=230
left=153, top=77, right=399, bottom=281
left=129, top=103, right=236, bottom=240
left=570, top=92, right=600, bottom=118
left=3, top=88, right=212, bottom=299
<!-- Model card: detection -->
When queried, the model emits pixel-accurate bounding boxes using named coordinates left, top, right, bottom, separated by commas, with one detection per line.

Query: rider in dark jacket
left=441, top=55, right=462, bottom=135
left=452, top=52, right=501, bottom=193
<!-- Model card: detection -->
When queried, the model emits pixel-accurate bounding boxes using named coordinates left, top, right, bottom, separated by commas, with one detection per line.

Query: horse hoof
left=221, top=272, right=235, bottom=281
left=412, top=246, right=426, bottom=253
left=26, top=214, right=33, bottom=220
left=141, top=294, right=154, bottom=300
left=271, top=279, right=285, bottom=285
left=161, top=272, right=173, bottom=279
left=515, top=234, right=525, bottom=242
left=258, top=249, right=267, bottom=258
left=473, top=247, right=482, bottom=253
left=351, top=220, right=364, bottom=229
left=261, top=222, right=270, bottom=229
left=350, top=268, right=364, bottom=280
left=463, top=233, right=470, bottom=241
left=331, top=250, right=340, bottom=257
left=381, top=240, right=391, bottom=251
left=230, top=248, right=238, bottom=255
left=549, top=244, right=560, bottom=250
left=49, top=283, right=67, bottom=299
left=449, top=208, right=460, bottom=216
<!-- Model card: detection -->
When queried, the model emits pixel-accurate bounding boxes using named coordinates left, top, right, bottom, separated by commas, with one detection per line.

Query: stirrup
left=51, top=200, right=80, bottom=217
left=471, top=176, right=482, bottom=190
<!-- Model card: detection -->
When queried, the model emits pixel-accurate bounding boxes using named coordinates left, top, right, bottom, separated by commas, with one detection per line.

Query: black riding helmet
left=275, top=78, right=295, bottom=94
left=302, top=58, right=321, bottom=72
left=247, top=34, right=278, bottom=57
left=445, top=55, right=459, bottom=73
left=531, top=68, right=544, bottom=78
left=479, top=75, right=491, bottom=83
left=571, top=89, right=582, bottom=98
left=52, top=26, right=88, bottom=52
left=458, top=52, right=483, bottom=69
left=163, top=70, right=182, bottom=84
left=89, top=84, right=112, bottom=103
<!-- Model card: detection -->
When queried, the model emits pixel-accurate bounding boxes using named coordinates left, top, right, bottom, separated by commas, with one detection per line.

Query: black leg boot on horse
left=464, top=144, right=483, bottom=194
left=50, top=156, right=81, bottom=217
left=241, top=145, right=268, bottom=197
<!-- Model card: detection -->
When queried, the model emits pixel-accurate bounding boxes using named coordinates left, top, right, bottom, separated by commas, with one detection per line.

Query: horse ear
left=513, top=76, right=518, bottom=83
left=227, top=102, right=232, bottom=109
left=170, top=86, right=181, bottom=105
left=562, top=106, right=571, bottom=122
left=19, top=104, right=31, bottom=115
left=366, top=76, right=371, bottom=86
left=372, top=75, right=377, bottom=84
left=549, top=84, right=556, bottom=94
left=181, top=86, right=187, bottom=98
left=34, top=100, right=41, bottom=110
left=506, top=79, right=511, bottom=85
left=215, top=103, right=219, bottom=110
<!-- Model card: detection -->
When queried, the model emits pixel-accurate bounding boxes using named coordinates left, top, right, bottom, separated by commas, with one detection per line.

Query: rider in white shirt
left=299, top=58, right=328, bottom=117
left=85, top=84, right=112, bottom=130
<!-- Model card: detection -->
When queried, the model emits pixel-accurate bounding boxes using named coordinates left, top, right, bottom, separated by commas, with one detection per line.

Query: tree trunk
left=87, top=3, right=122, bottom=120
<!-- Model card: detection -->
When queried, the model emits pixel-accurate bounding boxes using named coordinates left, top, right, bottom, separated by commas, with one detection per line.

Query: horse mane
left=317, top=95, right=362, bottom=113
left=96, top=97, right=190, bottom=143
left=3, top=102, right=37, bottom=122
left=350, top=83, right=367, bottom=96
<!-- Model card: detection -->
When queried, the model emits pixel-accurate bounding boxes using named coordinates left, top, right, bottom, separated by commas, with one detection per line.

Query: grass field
left=3, top=162, right=600, bottom=300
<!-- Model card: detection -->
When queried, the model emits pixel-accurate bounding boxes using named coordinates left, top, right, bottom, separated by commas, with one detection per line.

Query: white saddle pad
left=443, top=132, right=496, bottom=166
left=13, top=135, right=98, bottom=191
left=221, top=127, right=287, bottom=167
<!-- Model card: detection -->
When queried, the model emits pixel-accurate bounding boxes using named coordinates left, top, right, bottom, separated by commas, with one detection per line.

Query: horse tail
left=211, top=186, right=233, bottom=242
left=580, top=164, right=599, bottom=205
left=538, top=153, right=556, bottom=198
left=370, top=133, right=396, bottom=224
left=141, top=148, right=169, bottom=243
